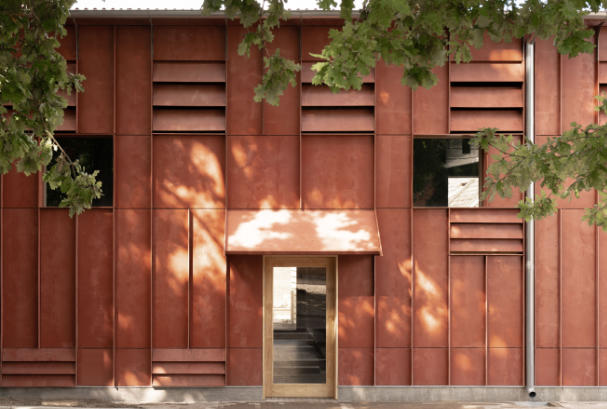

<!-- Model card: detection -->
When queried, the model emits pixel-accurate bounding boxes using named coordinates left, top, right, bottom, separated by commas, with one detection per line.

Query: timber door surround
left=263, top=256, right=337, bottom=398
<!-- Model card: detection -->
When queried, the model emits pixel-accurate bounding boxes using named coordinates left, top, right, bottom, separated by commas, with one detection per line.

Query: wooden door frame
left=262, top=256, right=338, bottom=399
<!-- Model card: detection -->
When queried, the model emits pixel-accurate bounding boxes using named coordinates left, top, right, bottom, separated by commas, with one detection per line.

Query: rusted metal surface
left=153, top=26, right=225, bottom=61
left=301, top=108, right=374, bottom=132
left=2, top=169, right=37, bottom=208
left=153, top=62, right=226, bottom=82
left=302, top=85, right=374, bottom=106
left=451, top=109, right=523, bottom=132
left=116, top=135, right=151, bottom=209
left=302, top=135, right=374, bottom=209
left=78, top=26, right=114, bottom=134
left=152, top=109, right=225, bottom=132
left=413, top=66, right=449, bottom=134
left=153, top=84, right=226, bottom=107
left=451, top=62, right=524, bottom=82
left=450, top=86, right=523, bottom=108
left=375, top=135, right=411, bottom=208
left=375, top=61, right=411, bottom=135
left=227, top=134, right=299, bottom=209
left=301, top=26, right=332, bottom=62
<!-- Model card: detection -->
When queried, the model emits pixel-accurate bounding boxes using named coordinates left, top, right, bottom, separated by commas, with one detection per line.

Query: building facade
left=0, top=10, right=606, bottom=401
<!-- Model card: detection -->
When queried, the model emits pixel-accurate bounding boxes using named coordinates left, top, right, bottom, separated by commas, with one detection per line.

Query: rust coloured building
left=0, top=9, right=606, bottom=401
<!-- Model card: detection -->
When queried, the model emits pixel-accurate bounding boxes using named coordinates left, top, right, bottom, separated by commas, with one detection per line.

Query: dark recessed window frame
left=44, top=135, right=114, bottom=208
left=413, top=136, right=484, bottom=208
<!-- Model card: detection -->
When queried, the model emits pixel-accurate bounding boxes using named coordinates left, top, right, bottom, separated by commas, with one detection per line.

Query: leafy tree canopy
left=2, top=0, right=607, bottom=223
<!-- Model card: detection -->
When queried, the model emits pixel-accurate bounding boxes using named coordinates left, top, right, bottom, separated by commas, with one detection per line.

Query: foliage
left=473, top=96, right=607, bottom=229
left=202, top=0, right=604, bottom=101
left=0, top=0, right=97, bottom=216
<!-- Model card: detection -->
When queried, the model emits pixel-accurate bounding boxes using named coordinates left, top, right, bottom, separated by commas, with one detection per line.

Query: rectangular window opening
left=45, top=136, right=113, bottom=207
left=413, top=138, right=480, bottom=207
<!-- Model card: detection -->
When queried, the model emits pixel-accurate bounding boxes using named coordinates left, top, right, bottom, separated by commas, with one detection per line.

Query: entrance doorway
left=263, top=256, right=337, bottom=398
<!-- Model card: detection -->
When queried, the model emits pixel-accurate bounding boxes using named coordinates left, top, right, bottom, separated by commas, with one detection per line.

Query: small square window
left=413, top=138, right=480, bottom=207
left=45, top=136, right=113, bottom=207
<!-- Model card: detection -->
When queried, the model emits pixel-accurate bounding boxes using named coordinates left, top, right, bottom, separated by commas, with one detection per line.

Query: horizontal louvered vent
left=152, top=348, right=225, bottom=387
left=2, top=348, right=76, bottom=386
left=152, top=62, right=226, bottom=133
left=450, top=39, right=524, bottom=133
left=449, top=209, right=524, bottom=254
left=301, top=63, right=374, bottom=133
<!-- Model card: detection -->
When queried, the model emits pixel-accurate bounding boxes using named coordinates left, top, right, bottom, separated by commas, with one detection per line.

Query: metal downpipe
left=525, top=39, right=536, bottom=399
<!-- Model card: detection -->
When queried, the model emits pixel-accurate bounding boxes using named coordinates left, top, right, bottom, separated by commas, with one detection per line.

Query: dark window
left=45, top=137, right=113, bottom=207
left=413, top=138, right=480, bottom=207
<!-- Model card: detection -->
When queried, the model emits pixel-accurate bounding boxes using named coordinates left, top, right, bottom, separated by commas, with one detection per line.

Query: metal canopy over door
left=263, top=256, right=337, bottom=398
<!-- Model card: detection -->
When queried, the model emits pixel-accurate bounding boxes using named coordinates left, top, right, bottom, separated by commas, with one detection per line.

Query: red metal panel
left=228, top=255, right=263, bottom=348
left=562, top=348, right=595, bottom=385
left=116, top=209, right=151, bottom=348
left=3, top=209, right=37, bottom=348
left=599, top=27, right=607, bottom=61
left=450, top=223, right=522, bottom=239
left=488, top=348, right=522, bottom=385
left=153, top=84, right=225, bottom=107
left=535, top=215, right=559, bottom=348
left=599, top=62, right=607, bottom=83
left=78, top=26, right=113, bottom=134
left=116, top=348, right=150, bottom=386
left=152, top=348, right=224, bottom=361
left=451, top=256, right=485, bottom=347
left=450, top=110, right=523, bottom=132
left=78, top=210, right=113, bottom=348
left=227, top=25, right=262, bottom=135
left=301, top=62, right=374, bottom=83
left=376, top=60, right=411, bottom=135
left=466, top=35, right=522, bottom=62
left=301, top=26, right=331, bottom=62
left=485, top=142, right=523, bottom=208
left=301, top=108, right=374, bottom=132
left=302, top=135, right=374, bottom=209
left=153, top=109, right=225, bottom=132
left=338, top=256, right=373, bottom=348
left=413, top=66, right=449, bottom=134
left=535, top=347, right=559, bottom=386
left=534, top=39, right=560, bottom=135
left=77, top=348, right=113, bottom=386
left=227, top=134, right=299, bottom=209
left=2, top=375, right=74, bottom=387
left=375, top=348, right=411, bottom=385
left=116, top=26, right=151, bottom=135
left=3, top=348, right=75, bottom=361
left=450, top=62, right=524, bottom=82
left=40, top=209, right=75, bottom=348
left=376, top=135, right=411, bottom=208
left=2, top=362, right=74, bottom=375
left=450, top=239, right=523, bottom=253
left=600, top=229, right=607, bottom=347
left=116, top=135, right=151, bottom=209
left=153, top=374, right=224, bottom=386
left=338, top=347, right=373, bottom=385
left=562, top=210, right=596, bottom=348
left=152, top=209, right=188, bottom=348
left=58, top=25, right=76, bottom=61
left=561, top=46, right=595, bottom=130
left=412, top=348, right=448, bottom=385
left=153, top=26, right=225, bottom=61
left=413, top=209, right=448, bottom=347
left=152, top=362, right=224, bottom=374
left=153, top=135, right=225, bottom=209
left=302, top=85, right=374, bottom=106
left=153, top=62, right=226, bottom=83
left=601, top=349, right=607, bottom=386
left=57, top=109, right=76, bottom=132
left=450, top=86, right=523, bottom=108
left=376, top=209, right=411, bottom=347
left=227, top=348, right=262, bottom=385
left=2, top=168, right=37, bottom=208
left=451, top=348, right=484, bottom=385
left=449, top=209, right=520, bottom=224
left=487, top=256, right=523, bottom=348
left=263, top=26, right=300, bottom=135
left=191, top=209, right=226, bottom=348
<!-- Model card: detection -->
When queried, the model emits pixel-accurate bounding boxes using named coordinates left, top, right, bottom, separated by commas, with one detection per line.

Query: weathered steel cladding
left=0, top=20, right=603, bottom=389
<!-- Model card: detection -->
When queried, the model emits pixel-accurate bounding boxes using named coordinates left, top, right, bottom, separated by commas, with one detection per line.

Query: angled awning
left=226, top=209, right=382, bottom=255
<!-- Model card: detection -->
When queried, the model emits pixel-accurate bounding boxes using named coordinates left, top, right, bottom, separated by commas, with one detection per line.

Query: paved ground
left=0, top=401, right=605, bottom=409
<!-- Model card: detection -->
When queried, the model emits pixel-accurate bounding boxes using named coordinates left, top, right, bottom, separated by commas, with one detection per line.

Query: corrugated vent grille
left=1, top=348, right=75, bottom=386
left=449, top=209, right=524, bottom=254
left=301, top=63, right=375, bottom=133
left=449, top=38, right=524, bottom=133
left=599, top=27, right=607, bottom=124
left=152, top=348, right=225, bottom=386
left=152, top=62, right=226, bottom=133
